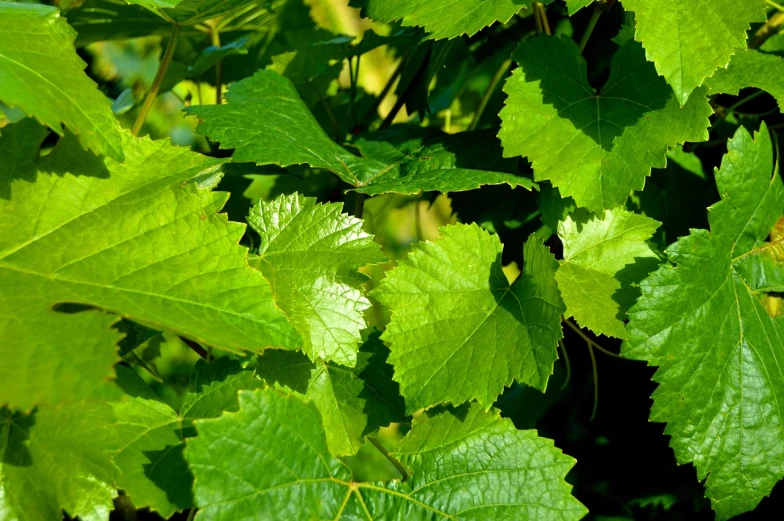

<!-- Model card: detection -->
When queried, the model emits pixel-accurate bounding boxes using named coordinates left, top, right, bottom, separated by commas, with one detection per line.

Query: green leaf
left=186, top=388, right=587, bottom=520
left=623, top=124, right=784, bottom=520
left=706, top=49, right=784, bottom=111
left=622, top=0, right=767, bottom=104
left=350, top=128, right=535, bottom=196
left=556, top=209, right=661, bottom=339
left=359, top=0, right=551, bottom=40
left=187, top=70, right=386, bottom=187
left=248, top=194, right=385, bottom=366
left=0, top=402, right=123, bottom=521
left=189, top=71, right=533, bottom=196
left=564, top=0, right=594, bottom=14
left=0, top=121, right=299, bottom=410
left=499, top=35, right=711, bottom=212
left=65, top=0, right=172, bottom=46
left=371, top=224, right=565, bottom=412
left=0, top=3, right=124, bottom=160
left=111, top=360, right=260, bottom=517
left=256, top=331, right=407, bottom=456
left=125, top=0, right=252, bottom=25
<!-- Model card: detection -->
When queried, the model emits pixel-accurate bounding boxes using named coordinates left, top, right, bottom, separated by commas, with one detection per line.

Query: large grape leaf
left=0, top=402, right=123, bottom=521
left=111, top=359, right=262, bottom=518
left=0, top=120, right=299, bottom=410
left=499, top=35, right=711, bottom=213
left=358, top=0, right=552, bottom=40
left=247, top=194, right=386, bottom=366
left=186, top=388, right=587, bottom=520
left=188, top=70, right=534, bottom=195
left=371, top=224, right=565, bottom=412
left=0, top=3, right=124, bottom=160
left=706, top=49, right=784, bottom=111
left=556, top=209, right=661, bottom=339
left=622, top=0, right=767, bottom=104
left=623, top=124, right=784, bottom=520
left=256, top=331, right=407, bottom=456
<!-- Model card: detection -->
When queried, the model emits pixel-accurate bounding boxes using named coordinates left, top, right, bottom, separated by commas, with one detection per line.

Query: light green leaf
left=622, top=0, right=767, bottom=104
left=248, top=194, right=386, bottom=366
left=623, top=124, right=784, bottom=520
left=360, top=0, right=552, bottom=40
left=556, top=209, right=661, bottom=339
left=371, top=224, right=565, bottom=412
left=125, top=0, right=253, bottom=25
left=564, top=0, right=594, bottom=14
left=499, top=35, right=711, bottom=212
left=0, top=3, right=124, bottom=160
left=706, top=49, right=784, bottom=111
left=0, top=121, right=299, bottom=410
left=0, top=402, right=123, bottom=521
left=256, top=330, right=407, bottom=456
left=112, top=359, right=260, bottom=518
left=186, top=388, right=587, bottom=520
left=188, top=70, right=385, bottom=187
left=350, top=128, right=535, bottom=195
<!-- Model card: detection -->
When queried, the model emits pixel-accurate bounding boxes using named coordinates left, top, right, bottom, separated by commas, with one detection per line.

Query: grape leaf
left=125, top=0, right=253, bottom=25
left=65, top=0, right=172, bottom=45
left=621, top=0, right=767, bottom=104
left=623, top=124, right=784, bottom=520
left=0, top=402, right=123, bottom=521
left=187, top=70, right=385, bottom=187
left=0, top=121, right=299, bottom=410
left=499, top=35, right=711, bottom=213
left=359, top=0, right=552, bottom=40
left=371, top=224, right=565, bottom=412
left=111, top=359, right=261, bottom=518
left=564, top=0, right=593, bottom=14
left=556, top=208, right=661, bottom=339
left=247, top=194, right=386, bottom=366
left=188, top=70, right=533, bottom=195
left=256, top=330, right=407, bottom=456
left=706, top=49, right=784, bottom=111
left=186, top=388, right=587, bottom=520
left=0, top=3, right=124, bottom=160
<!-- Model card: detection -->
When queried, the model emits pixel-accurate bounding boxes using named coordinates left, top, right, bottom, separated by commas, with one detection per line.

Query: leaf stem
left=180, top=336, right=210, bottom=359
left=557, top=339, right=572, bottom=390
left=132, top=23, right=182, bottom=136
left=380, top=49, right=431, bottom=130
left=578, top=4, right=604, bottom=53
left=750, top=11, right=784, bottom=48
left=367, top=436, right=408, bottom=482
left=587, top=341, right=599, bottom=421
left=468, top=57, right=513, bottom=130
left=354, top=193, right=366, bottom=219
left=563, top=317, right=626, bottom=359
left=210, top=24, right=222, bottom=104
left=767, top=0, right=784, bottom=11
left=362, top=55, right=406, bottom=129
left=185, top=507, right=196, bottom=521
left=534, top=3, right=551, bottom=35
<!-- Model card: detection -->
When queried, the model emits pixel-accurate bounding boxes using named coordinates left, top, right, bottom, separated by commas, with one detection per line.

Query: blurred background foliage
left=4, top=0, right=783, bottom=519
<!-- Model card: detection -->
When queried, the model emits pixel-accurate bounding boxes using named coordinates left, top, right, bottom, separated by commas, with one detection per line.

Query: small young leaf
left=185, top=388, right=587, bottom=520
left=624, top=124, right=784, bottom=520
left=257, top=331, right=407, bottom=456
left=556, top=208, right=661, bottom=338
left=372, top=224, right=565, bottom=412
left=248, top=194, right=386, bottom=366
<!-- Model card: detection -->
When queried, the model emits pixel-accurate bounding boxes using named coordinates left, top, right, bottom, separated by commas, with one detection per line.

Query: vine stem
left=533, top=3, right=551, bottom=35
left=210, top=24, right=223, bottom=104
left=354, top=193, right=366, bottom=219
left=368, top=437, right=408, bottom=482
left=562, top=317, right=626, bottom=359
left=132, top=23, right=182, bottom=136
left=185, top=507, right=196, bottom=521
left=587, top=341, right=599, bottom=421
left=750, top=11, right=784, bottom=48
left=468, top=57, right=512, bottom=130
left=557, top=339, right=572, bottom=390
left=361, top=52, right=407, bottom=129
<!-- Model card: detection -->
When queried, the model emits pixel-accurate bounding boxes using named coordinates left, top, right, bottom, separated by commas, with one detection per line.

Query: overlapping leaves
left=0, top=119, right=298, bottom=410
left=624, top=124, right=784, bottom=520
left=186, top=388, right=587, bottom=520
